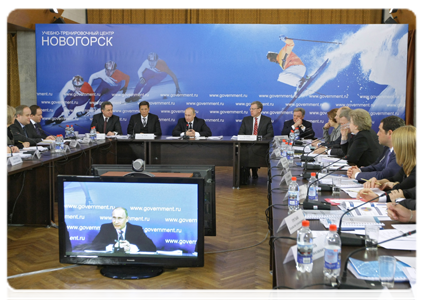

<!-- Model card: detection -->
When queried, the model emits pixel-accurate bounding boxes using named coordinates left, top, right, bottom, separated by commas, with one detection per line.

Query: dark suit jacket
left=386, top=166, right=416, bottom=191
left=172, top=116, right=212, bottom=137
left=238, top=115, right=274, bottom=139
left=25, top=121, right=49, bottom=139
left=341, top=129, right=383, bottom=167
left=91, top=114, right=123, bottom=135
left=90, top=222, right=156, bottom=252
left=127, top=113, right=161, bottom=136
left=281, top=119, right=315, bottom=139
left=9, top=120, right=42, bottom=146
left=356, top=146, right=401, bottom=181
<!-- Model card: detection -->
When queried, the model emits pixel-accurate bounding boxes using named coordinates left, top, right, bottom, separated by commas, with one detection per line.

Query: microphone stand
left=338, top=230, right=416, bottom=289
left=301, top=145, right=328, bottom=178
left=182, top=124, right=190, bottom=140
left=336, top=193, right=385, bottom=246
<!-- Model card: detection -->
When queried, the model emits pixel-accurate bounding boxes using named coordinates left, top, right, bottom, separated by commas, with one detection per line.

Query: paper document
left=207, top=136, right=223, bottom=140
left=320, top=216, right=383, bottom=229
left=347, top=258, right=409, bottom=282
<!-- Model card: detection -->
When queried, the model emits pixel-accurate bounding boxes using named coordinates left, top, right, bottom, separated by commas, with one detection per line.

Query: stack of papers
left=207, top=136, right=223, bottom=140
left=22, top=146, right=49, bottom=152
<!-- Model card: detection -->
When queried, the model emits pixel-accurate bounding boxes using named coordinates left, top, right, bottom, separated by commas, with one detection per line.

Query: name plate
left=33, top=149, right=41, bottom=159
left=8, top=156, right=23, bottom=166
left=69, top=140, right=80, bottom=148
left=276, top=209, right=304, bottom=234
left=237, top=135, right=257, bottom=141
left=135, top=133, right=155, bottom=140
left=281, top=157, right=289, bottom=169
left=299, top=184, right=308, bottom=203
left=96, top=133, right=106, bottom=140
left=283, top=170, right=292, bottom=185
left=283, top=234, right=325, bottom=265
left=271, top=149, right=281, bottom=159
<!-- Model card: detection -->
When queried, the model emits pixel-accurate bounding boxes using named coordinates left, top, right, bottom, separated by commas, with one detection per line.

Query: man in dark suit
left=9, top=105, right=42, bottom=146
left=90, top=101, right=123, bottom=136
left=28, top=105, right=55, bottom=140
left=127, top=101, right=162, bottom=136
left=281, top=107, right=315, bottom=139
left=172, top=107, right=212, bottom=137
left=90, top=207, right=156, bottom=253
left=347, top=116, right=404, bottom=181
left=238, top=101, right=274, bottom=183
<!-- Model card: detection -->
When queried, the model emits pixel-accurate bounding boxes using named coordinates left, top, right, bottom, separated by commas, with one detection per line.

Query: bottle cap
left=291, top=176, right=297, bottom=181
left=291, top=130, right=294, bottom=132
left=66, top=125, right=69, bottom=127
left=311, top=172, right=316, bottom=176
left=302, top=220, right=310, bottom=227
left=329, top=224, right=337, bottom=231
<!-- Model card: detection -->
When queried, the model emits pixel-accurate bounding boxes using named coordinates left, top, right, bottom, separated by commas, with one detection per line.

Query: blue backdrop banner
left=36, top=24, right=408, bottom=137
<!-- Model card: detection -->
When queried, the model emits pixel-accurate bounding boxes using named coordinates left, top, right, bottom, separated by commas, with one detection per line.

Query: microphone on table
left=182, top=123, right=190, bottom=140
left=302, top=163, right=346, bottom=210
left=131, top=122, right=138, bottom=139
left=74, top=123, right=91, bottom=133
left=298, top=127, right=315, bottom=140
left=336, top=192, right=386, bottom=246
left=301, top=145, right=328, bottom=178
left=337, top=229, right=416, bottom=289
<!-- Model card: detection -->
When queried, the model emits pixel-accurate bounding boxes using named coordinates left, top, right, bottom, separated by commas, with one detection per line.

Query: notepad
left=347, top=258, right=409, bottom=282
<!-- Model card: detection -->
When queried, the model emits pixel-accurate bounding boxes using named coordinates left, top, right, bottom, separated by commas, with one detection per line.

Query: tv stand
left=100, top=265, right=164, bottom=279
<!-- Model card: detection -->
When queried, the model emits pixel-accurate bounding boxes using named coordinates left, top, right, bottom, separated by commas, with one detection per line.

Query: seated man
left=90, top=101, right=123, bottom=136
left=9, top=105, right=43, bottom=146
left=127, top=101, right=162, bottom=136
left=90, top=207, right=156, bottom=253
left=172, top=107, right=212, bottom=137
left=281, top=107, right=315, bottom=139
left=347, top=116, right=404, bottom=181
left=27, top=105, right=55, bottom=140
left=238, top=101, right=274, bottom=182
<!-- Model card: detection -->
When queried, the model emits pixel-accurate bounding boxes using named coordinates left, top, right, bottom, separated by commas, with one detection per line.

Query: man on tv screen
left=91, top=207, right=156, bottom=253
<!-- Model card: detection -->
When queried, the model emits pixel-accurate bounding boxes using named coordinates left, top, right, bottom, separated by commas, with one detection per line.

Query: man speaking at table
left=90, top=101, right=123, bottom=136
left=238, top=101, right=274, bottom=183
left=172, top=107, right=212, bottom=137
left=90, top=207, right=156, bottom=253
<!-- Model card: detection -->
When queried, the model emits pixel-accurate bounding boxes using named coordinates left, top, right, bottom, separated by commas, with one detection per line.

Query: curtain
left=405, top=30, right=415, bottom=126
left=7, top=33, right=20, bottom=107
left=87, top=9, right=383, bottom=24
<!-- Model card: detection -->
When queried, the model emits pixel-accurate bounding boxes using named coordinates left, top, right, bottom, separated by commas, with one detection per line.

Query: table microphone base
left=340, top=232, right=365, bottom=246
left=302, top=201, right=331, bottom=210
left=338, top=276, right=382, bottom=289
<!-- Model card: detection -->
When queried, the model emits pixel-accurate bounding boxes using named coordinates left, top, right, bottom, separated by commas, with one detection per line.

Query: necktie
left=385, top=150, right=391, bottom=168
left=143, top=117, right=147, bottom=127
left=118, top=230, right=123, bottom=240
left=34, top=123, right=42, bottom=136
left=189, top=122, right=193, bottom=129
left=253, top=118, right=258, bottom=135
left=103, top=118, right=108, bottom=133
left=23, top=127, right=28, bottom=138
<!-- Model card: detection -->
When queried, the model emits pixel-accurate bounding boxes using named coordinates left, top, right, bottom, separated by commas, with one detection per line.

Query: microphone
left=302, top=164, right=345, bottom=210
left=183, top=123, right=190, bottom=140
left=74, top=123, right=91, bottom=133
left=299, top=127, right=315, bottom=139
left=131, top=122, right=138, bottom=139
left=336, top=192, right=386, bottom=246
left=301, top=144, right=328, bottom=178
left=338, top=229, right=416, bottom=289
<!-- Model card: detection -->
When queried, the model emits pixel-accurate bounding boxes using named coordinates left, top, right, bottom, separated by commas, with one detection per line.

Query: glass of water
left=365, top=225, right=379, bottom=251
left=379, top=256, right=396, bottom=288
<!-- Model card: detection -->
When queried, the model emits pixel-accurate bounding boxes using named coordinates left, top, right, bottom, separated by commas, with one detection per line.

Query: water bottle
left=323, top=224, right=342, bottom=283
left=90, top=126, right=96, bottom=141
left=70, top=125, right=75, bottom=139
left=286, top=142, right=294, bottom=166
left=289, top=130, right=295, bottom=143
left=294, top=127, right=300, bottom=140
left=308, top=172, right=318, bottom=201
left=297, top=220, right=313, bottom=273
left=65, top=125, right=70, bottom=139
left=288, top=176, right=299, bottom=214
left=281, top=139, right=287, bottom=157
left=56, top=134, right=64, bottom=152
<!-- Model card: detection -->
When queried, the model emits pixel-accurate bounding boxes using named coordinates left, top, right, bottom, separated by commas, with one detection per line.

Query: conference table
left=268, top=141, right=415, bottom=290
left=7, top=135, right=271, bottom=226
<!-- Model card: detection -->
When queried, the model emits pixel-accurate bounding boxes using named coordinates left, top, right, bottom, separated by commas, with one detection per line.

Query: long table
left=268, top=143, right=415, bottom=289
left=7, top=140, right=117, bottom=226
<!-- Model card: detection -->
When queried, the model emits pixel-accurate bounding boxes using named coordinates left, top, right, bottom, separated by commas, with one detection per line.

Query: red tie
left=253, top=117, right=258, bottom=135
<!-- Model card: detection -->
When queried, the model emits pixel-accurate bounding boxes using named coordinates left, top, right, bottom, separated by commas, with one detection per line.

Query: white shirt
left=140, top=115, right=149, bottom=126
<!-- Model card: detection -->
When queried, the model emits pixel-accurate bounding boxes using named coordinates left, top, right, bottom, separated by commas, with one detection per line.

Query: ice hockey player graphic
left=125, top=52, right=181, bottom=102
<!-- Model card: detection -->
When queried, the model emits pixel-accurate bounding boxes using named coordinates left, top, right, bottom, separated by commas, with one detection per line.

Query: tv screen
left=57, top=175, right=204, bottom=279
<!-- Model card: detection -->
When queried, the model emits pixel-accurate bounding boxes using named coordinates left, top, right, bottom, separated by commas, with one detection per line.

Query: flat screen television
left=57, top=175, right=204, bottom=279
left=91, top=164, right=216, bottom=236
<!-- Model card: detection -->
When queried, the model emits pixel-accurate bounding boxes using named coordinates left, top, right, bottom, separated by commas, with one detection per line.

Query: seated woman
left=7, top=105, right=27, bottom=151
left=342, top=109, right=382, bottom=167
left=312, top=108, right=340, bottom=147
left=364, top=125, right=420, bottom=190
left=386, top=202, right=416, bottom=223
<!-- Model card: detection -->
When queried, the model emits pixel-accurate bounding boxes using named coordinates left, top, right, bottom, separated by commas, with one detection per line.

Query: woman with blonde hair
left=7, top=105, right=28, bottom=152
left=357, top=125, right=416, bottom=203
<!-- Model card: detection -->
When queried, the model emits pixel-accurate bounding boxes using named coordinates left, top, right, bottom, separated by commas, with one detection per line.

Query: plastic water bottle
left=294, top=127, right=300, bottom=140
left=297, top=220, right=313, bottom=273
left=289, top=130, right=295, bottom=143
left=56, top=134, right=64, bottom=152
left=89, top=126, right=96, bottom=141
left=286, top=142, right=294, bottom=166
left=323, top=224, right=342, bottom=283
left=308, top=172, right=318, bottom=201
left=70, top=125, right=75, bottom=138
left=65, top=125, right=70, bottom=139
left=281, top=139, right=287, bottom=157
left=288, top=176, right=299, bottom=214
